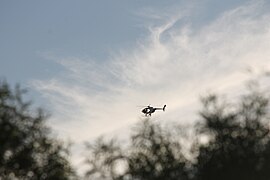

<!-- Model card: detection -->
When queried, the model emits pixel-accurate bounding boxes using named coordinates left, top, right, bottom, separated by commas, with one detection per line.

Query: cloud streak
left=32, top=0, right=270, bottom=173
left=33, top=0, right=270, bottom=140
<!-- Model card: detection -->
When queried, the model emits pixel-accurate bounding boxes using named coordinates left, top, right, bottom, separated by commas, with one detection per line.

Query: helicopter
left=141, top=105, right=166, bottom=116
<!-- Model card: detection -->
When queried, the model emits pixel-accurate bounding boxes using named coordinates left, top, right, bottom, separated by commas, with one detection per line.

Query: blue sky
left=0, top=0, right=143, bottom=83
left=1, top=0, right=248, bottom=84
left=1, top=0, right=270, bottom=174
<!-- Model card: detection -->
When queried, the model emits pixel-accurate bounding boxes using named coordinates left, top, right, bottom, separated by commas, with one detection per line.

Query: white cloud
left=32, top=0, right=270, bottom=174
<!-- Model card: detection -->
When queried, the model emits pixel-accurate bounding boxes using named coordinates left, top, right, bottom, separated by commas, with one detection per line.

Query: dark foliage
left=123, top=120, right=189, bottom=180
left=0, top=81, right=76, bottom=179
left=85, top=88, right=270, bottom=180
left=195, top=91, right=270, bottom=180
left=85, top=120, right=189, bottom=180
left=84, top=137, right=124, bottom=180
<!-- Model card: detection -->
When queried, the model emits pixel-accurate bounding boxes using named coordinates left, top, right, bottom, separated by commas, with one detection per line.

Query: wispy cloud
left=32, top=0, right=270, bottom=173
left=33, top=0, right=270, bottom=140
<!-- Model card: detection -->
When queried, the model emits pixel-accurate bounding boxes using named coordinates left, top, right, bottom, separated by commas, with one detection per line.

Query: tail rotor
left=163, top=105, right=166, bottom=111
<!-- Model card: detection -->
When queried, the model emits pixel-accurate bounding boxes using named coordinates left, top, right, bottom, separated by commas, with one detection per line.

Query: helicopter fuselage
left=141, top=105, right=166, bottom=116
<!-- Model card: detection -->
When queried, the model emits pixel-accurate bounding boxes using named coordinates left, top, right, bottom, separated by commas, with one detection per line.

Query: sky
left=1, top=0, right=270, bottom=175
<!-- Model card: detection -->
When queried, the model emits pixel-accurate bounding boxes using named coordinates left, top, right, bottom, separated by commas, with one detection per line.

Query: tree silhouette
left=84, top=137, right=124, bottom=180
left=85, top=120, right=189, bottom=180
left=0, top=81, right=76, bottom=179
left=123, top=119, right=189, bottom=180
left=194, top=90, right=270, bottom=180
left=85, top=86, right=270, bottom=180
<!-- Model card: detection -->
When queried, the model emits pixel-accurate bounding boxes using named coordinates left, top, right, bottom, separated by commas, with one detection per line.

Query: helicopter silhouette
left=141, top=105, right=166, bottom=116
